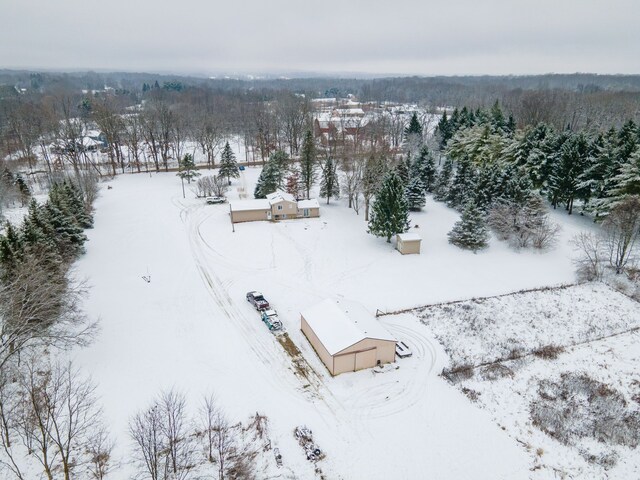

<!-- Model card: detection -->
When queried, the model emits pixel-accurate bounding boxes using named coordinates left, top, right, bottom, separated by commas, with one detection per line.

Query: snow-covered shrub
left=530, top=373, right=640, bottom=456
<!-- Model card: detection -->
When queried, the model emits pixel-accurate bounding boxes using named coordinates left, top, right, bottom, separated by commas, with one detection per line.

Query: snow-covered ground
left=68, top=166, right=624, bottom=479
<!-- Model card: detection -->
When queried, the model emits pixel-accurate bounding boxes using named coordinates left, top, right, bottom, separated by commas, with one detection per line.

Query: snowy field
left=67, top=166, right=628, bottom=479
left=387, top=284, right=640, bottom=478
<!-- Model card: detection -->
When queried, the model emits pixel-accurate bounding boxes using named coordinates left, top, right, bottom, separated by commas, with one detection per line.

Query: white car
left=206, top=196, right=226, bottom=204
left=395, top=340, right=413, bottom=358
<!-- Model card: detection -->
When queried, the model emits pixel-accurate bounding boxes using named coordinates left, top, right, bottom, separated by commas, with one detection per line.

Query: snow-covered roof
left=301, top=299, right=395, bottom=355
left=297, top=199, right=319, bottom=209
left=397, top=233, right=422, bottom=242
left=230, top=199, right=271, bottom=212
left=266, top=190, right=296, bottom=203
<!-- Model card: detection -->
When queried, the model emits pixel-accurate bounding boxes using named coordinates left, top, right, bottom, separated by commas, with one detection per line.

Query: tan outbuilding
left=230, top=191, right=320, bottom=223
left=396, top=233, right=422, bottom=255
left=300, top=299, right=397, bottom=376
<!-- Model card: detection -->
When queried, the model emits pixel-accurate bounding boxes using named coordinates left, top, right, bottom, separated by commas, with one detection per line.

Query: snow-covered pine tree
left=413, top=146, right=436, bottom=192
left=254, top=161, right=280, bottom=198
left=433, top=157, right=454, bottom=201
left=43, top=200, right=87, bottom=260
left=447, top=156, right=476, bottom=210
left=62, top=181, right=93, bottom=229
left=395, top=156, right=410, bottom=185
left=218, top=142, right=240, bottom=185
left=319, top=157, right=340, bottom=204
left=0, top=221, right=23, bottom=278
left=404, top=112, right=423, bottom=154
left=176, top=153, right=200, bottom=184
left=299, top=131, right=317, bottom=199
left=448, top=202, right=489, bottom=252
left=405, top=176, right=426, bottom=211
left=368, top=170, right=410, bottom=243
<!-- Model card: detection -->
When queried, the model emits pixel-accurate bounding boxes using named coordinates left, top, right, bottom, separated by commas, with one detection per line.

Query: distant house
left=300, top=299, right=396, bottom=376
left=230, top=190, right=320, bottom=223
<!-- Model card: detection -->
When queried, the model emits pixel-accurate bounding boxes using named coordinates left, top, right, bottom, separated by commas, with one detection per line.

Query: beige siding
left=338, top=338, right=397, bottom=365
left=355, top=348, right=377, bottom=370
left=398, top=239, right=421, bottom=255
left=333, top=352, right=356, bottom=375
left=305, top=207, right=320, bottom=218
left=271, top=200, right=298, bottom=219
left=300, top=316, right=334, bottom=374
left=231, top=209, right=270, bottom=223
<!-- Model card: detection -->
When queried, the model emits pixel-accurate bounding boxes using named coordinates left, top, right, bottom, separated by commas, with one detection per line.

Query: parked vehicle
left=395, top=340, right=413, bottom=358
left=274, top=448, right=283, bottom=467
left=261, top=309, right=282, bottom=331
left=206, top=196, right=226, bottom=204
left=246, top=291, right=270, bottom=311
left=239, top=165, right=246, bottom=171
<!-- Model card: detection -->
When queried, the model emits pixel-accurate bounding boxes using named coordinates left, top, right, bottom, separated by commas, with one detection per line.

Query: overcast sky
left=3, top=0, right=639, bottom=76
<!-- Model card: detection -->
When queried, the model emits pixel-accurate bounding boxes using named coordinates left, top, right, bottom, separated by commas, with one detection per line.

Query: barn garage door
left=334, top=348, right=377, bottom=374
left=355, top=348, right=377, bottom=370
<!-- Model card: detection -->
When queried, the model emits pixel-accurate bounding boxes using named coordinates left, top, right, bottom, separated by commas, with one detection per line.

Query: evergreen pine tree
left=413, top=146, right=436, bottom=192
left=319, top=157, right=340, bottom=204
left=254, top=161, right=280, bottom=198
left=0, top=221, right=23, bottom=278
left=43, top=201, right=87, bottom=260
left=395, top=157, right=410, bottom=185
left=436, top=111, right=452, bottom=150
left=299, top=131, right=317, bottom=199
left=14, top=175, right=31, bottom=207
left=447, top=157, right=476, bottom=209
left=405, top=176, right=426, bottom=211
left=63, top=181, right=93, bottom=229
left=433, top=157, right=454, bottom=201
left=218, top=142, right=240, bottom=185
left=368, top=170, right=410, bottom=243
left=176, top=153, right=200, bottom=184
left=448, top=203, right=489, bottom=252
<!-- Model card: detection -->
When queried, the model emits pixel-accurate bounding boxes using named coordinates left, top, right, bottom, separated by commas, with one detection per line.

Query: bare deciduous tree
left=572, top=231, right=606, bottom=281
left=603, top=196, right=640, bottom=274
left=0, top=252, right=96, bottom=371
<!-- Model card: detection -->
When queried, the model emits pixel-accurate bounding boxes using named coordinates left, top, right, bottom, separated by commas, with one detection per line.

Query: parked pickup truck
left=261, top=309, right=282, bottom=331
left=246, top=291, right=270, bottom=311
left=206, top=196, right=226, bottom=204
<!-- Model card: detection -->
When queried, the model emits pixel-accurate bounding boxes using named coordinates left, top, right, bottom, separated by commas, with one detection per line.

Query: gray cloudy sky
left=3, top=0, right=639, bottom=76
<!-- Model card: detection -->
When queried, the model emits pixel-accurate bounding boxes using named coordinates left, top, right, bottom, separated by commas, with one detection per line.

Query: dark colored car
left=246, top=291, right=269, bottom=311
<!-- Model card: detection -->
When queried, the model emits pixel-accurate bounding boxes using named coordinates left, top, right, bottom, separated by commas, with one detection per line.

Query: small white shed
left=396, top=233, right=422, bottom=255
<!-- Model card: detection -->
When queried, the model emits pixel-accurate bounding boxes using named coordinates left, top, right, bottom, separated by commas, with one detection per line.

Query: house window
left=277, top=205, right=283, bottom=211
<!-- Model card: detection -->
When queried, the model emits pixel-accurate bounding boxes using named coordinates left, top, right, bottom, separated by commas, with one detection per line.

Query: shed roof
left=397, top=233, right=422, bottom=242
left=301, top=299, right=395, bottom=355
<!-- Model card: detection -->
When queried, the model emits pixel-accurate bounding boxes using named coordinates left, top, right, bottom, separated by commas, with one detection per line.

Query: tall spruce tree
left=368, top=170, right=410, bottom=243
left=319, top=157, right=340, bottom=204
left=447, top=156, right=476, bottom=209
left=299, top=131, right=317, bottom=199
left=448, top=202, right=489, bottom=252
left=218, top=142, right=240, bottom=185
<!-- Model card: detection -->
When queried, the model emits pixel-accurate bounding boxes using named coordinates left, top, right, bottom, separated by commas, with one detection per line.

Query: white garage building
left=300, top=299, right=397, bottom=376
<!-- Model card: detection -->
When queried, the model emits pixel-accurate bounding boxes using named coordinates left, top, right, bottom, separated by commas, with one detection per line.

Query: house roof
left=266, top=190, right=296, bottom=203
left=298, top=199, right=319, bottom=209
left=301, top=299, right=395, bottom=356
left=229, top=199, right=271, bottom=212
left=397, top=233, right=422, bottom=242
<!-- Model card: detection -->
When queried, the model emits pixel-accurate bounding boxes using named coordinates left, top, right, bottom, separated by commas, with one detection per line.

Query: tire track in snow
left=341, top=316, right=439, bottom=419
left=176, top=198, right=348, bottom=422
